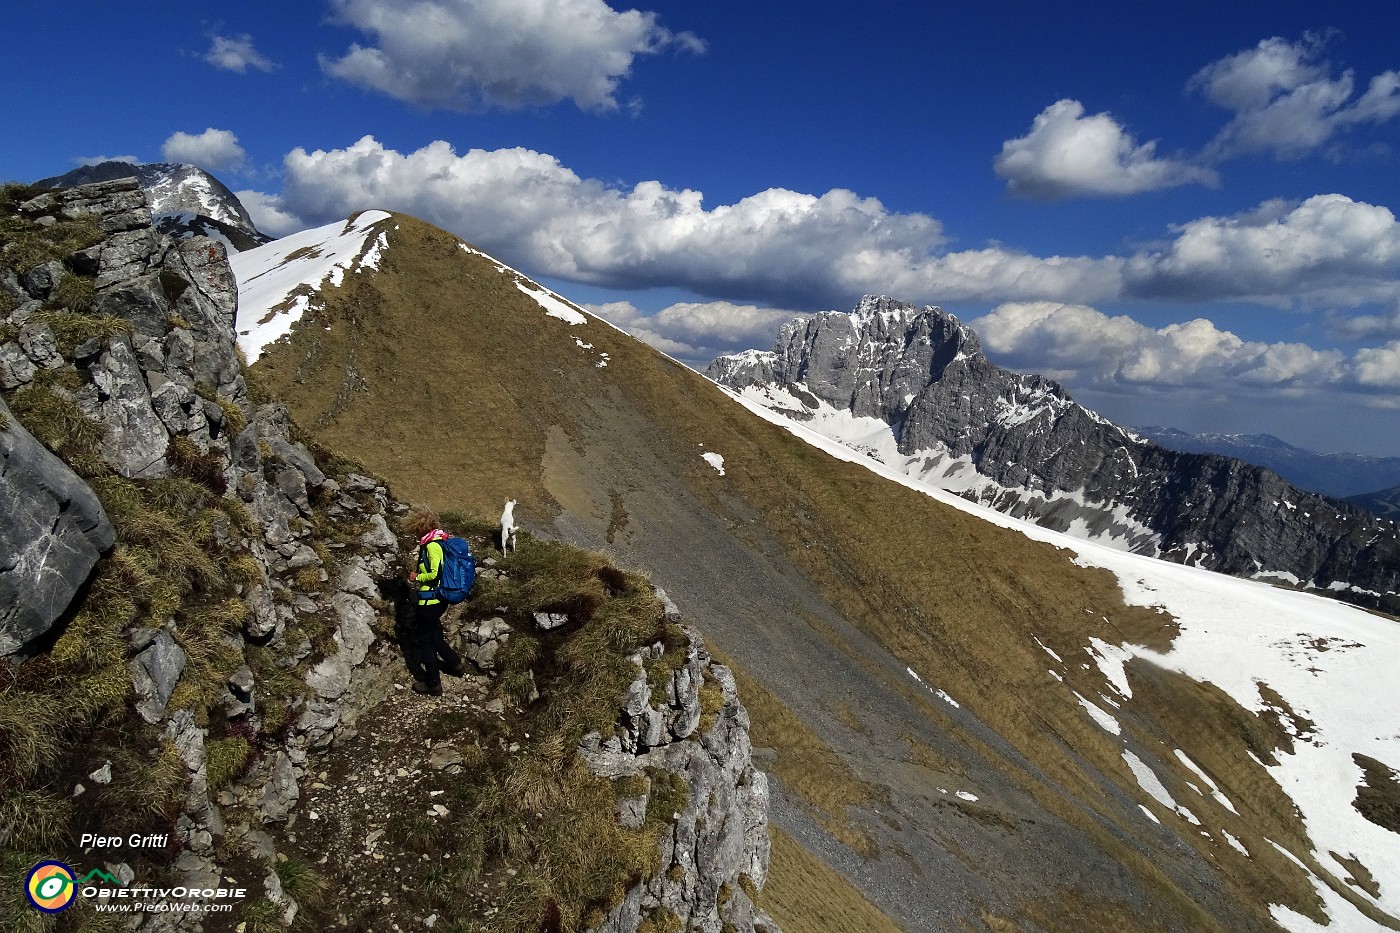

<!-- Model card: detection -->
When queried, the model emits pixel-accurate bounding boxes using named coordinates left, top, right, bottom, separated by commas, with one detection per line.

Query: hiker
left=406, top=512, right=465, bottom=696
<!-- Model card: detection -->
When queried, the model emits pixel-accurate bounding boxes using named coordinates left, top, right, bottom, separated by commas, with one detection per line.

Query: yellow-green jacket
left=417, top=540, right=444, bottom=606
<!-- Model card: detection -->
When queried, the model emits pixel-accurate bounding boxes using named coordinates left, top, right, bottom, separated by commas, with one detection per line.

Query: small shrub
left=275, top=855, right=330, bottom=903
left=0, top=788, right=72, bottom=852
left=239, top=899, right=283, bottom=933
left=697, top=674, right=726, bottom=734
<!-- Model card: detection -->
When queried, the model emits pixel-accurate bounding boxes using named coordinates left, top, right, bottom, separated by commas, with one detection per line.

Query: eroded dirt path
left=280, top=665, right=524, bottom=932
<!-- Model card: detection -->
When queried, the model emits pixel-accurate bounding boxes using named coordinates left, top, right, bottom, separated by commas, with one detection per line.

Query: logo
left=25, top=861, right=76, bottom=913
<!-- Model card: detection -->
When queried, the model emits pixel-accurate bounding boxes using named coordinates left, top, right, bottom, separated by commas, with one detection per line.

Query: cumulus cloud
left=1124, top=194, right=1400, bottom=305
left=243, top=138, right=1400, bottom=314
left=1351, top=341, right=1400, bottom=389
left=995, top=99, right=1218, bottom=199
left=1190, top=35, right=1400, bottom=159
left=1331, top=301, right=1400, bottom=341
left=320, top=0, right=702, bottom=111
left=234, top=189, right=305, bottom=238
left=974, top=302, right=1344, bottom=389
left=973, top=301, right=1400, bottom=409
left=162, top=128, right=247, bottom=172
left=245, top=135, right=1126, bottom=307
left=587, top=300, right=809, bottom=363
left=203, top=34, right=277, bottom=73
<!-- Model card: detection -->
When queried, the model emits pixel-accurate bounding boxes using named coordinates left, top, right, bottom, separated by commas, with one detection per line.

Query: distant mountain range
left=35, top=160, right=270, bottom=250
left=1132, top=425, right=1400, bottom=501
left=708, top=296, right=1400, bottom=616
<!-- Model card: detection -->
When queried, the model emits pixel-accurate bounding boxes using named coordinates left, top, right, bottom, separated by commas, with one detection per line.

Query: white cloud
left=234, top=189, right=305, bottom=238
left=587, top=300, right=810, bottom=363
left=244, top=138, right=1400, bottom=316
left=1190, top=35, right=1400, bottom=159
left=320, top=0, right=702, bottom=111
left=203, top=34, right=277, bottom=74
left=995, top=99, right=1218, bottom=199
left=1331, top=301, right=1400, bottom=341
left=74, top=154, right=139, bottom=166
left=1352, top=341, right=1400, bottom=389
left=975, top=301, right=1341, bottom=389
left=247, top=135, right=1127, bottom=307
left=161, top=128, right=247, bottom=172
left=972, top=301, right=1400, bottom=408
left=1124, top=194, right=1400, bottom=305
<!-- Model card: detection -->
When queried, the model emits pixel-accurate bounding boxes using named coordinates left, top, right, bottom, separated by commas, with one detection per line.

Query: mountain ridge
left=1133, top=424, right=1400, bottom=501
left=229, top=211, right=1400, bottom=931
left=708, top=295, right=1400, bottom=617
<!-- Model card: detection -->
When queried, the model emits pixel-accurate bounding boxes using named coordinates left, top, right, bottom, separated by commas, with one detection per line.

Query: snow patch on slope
left=229, top=211, right=392, bottom=362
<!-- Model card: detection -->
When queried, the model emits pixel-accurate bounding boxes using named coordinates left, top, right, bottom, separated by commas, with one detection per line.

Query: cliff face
left=709, top=296, right=1400, bottom=615
left=0, top=180, right=772, bottom=932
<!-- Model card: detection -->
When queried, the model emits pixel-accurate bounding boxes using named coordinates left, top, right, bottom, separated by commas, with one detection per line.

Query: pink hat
left=418, top=529, right=449, bottom=545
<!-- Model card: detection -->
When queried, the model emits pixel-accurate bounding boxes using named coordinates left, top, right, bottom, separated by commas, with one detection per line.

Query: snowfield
left=229, top=211, right=392, bottom=361
left=718, top=383, right=1400, bottom=933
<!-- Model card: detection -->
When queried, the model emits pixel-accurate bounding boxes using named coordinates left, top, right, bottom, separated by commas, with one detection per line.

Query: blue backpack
left=422, top=536, right=476, bottom=604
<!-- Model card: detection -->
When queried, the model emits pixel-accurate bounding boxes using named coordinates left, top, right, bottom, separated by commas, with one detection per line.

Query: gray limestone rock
left=91, top=227, right=159, bottom=289
left=0, top=342, right=36, bottom=389
left=582, top=612, right=776, bottom=933
left=462, top=616, right=513, bottom=671
left=358, top=513, right=398, bottom=551
left=17, top=321, right=63, bottom=370
left=88, top=336, right=169, bottom=477
left=259, top=751, right=299, bottom=823
left=304, top=594, right=377, bottom=700
left=0, top=396, right=115, bottom=654
left=96, top=272, right=172, bottom=338
left=337, top=556, right=380, bottom=601
left=533, top=611, right=569, bottom=631
left=19, top=260, right=65, bottom=299
left=130, top=630, right=186, bottom=723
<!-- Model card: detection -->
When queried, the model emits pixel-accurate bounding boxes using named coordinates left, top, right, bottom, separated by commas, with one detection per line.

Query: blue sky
left=4, top=1, right=1400, bottom=457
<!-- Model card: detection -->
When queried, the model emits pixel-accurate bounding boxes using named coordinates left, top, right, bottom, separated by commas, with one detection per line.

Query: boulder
left=0, top=396, right=115, bottom=655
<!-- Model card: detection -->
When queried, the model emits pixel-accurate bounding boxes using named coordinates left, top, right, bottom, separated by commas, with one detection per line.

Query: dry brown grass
left=762, top=826, right=904, bottom=933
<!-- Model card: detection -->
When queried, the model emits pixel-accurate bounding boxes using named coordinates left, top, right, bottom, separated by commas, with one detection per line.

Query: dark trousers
left=413, top=601, right=461, bottom=688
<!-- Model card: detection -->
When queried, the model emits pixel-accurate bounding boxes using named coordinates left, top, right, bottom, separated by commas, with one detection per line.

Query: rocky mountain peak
left=710, top=296, right=1400, bottom=616
left=34, top=161, right=270, bottom=251
left=712, top=296, right=984, bottom=428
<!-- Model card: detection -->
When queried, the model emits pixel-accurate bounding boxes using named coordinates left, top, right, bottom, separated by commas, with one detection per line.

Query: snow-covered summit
left=35, top=160, right=270, bottom=249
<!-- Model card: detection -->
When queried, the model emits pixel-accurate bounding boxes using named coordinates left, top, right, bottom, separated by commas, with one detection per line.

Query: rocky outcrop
left=1, top=177, right=406, bottom=928
left=4, top=176, right=774, bottom=932
left=710, top=296, right=1400, bottom=615
left=581, top=592, right=777, bottom=933
left=0, top=394, right=115, bottom=653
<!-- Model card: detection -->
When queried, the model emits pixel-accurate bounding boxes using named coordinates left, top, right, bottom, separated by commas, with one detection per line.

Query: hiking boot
left=412, top=681, right=443, bottom=696
left=442, top=661, right=466, bottom=678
